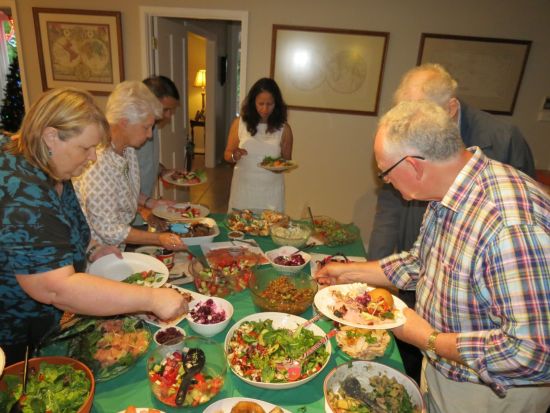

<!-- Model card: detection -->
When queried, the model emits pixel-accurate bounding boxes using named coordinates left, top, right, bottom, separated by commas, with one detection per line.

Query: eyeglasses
left=377, top=155, right=425, bottom=181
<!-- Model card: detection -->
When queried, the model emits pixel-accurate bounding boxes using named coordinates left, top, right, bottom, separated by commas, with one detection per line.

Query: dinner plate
left=137, top=284, right=206, bottom=328
left=257, top=161, right=298, bottom=172
left=314, top=283, right=407, bottom=329
left=134, top=247, right=193, bottom=284
left=161, top=170, right=207, bottom=187
left=117, top=408, right=166, bottom=413
left=224, top=312, right=332, bottom=390
left=204, top=397, right=291, bottom=413
left=309, top=253, right=367, bottom=277
left=88, top=252, right=169, bottom=288
left=201, top=241, right=269, bottom=265
left=151, top=202, right=210, bottom=221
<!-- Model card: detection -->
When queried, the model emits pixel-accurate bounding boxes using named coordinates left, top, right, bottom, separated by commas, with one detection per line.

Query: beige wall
left=14, top=0, right=550, bottom=246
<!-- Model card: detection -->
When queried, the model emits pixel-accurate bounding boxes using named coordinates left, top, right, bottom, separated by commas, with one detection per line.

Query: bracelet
left=86, top=245, right=100, bottom=262
left=231, top=151, right=237, bottom=163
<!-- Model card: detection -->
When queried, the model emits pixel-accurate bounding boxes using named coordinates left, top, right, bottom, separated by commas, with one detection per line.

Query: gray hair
left=378, top=100, right=464, bottom=161
left=393, top=63, right=458, bottom=107
left=105, top=81, right=163, bottom=125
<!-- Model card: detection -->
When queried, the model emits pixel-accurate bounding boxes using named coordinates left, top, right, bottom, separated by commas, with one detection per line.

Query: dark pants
left=396, top=289, right=423, bottom=384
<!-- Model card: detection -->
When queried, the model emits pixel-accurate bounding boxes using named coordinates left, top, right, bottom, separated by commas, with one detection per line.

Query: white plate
left=134, top=247, right=193, bottom=284
left=257, top=161, right=298, bottom=172
left=224, top=312, right=332, bottom=390
left=88, top=252, right=169, bottom=288
left=204, top=397, right=291, bottom=413
left=324, top=360, right=426, bottom=413
left=201, top=241, right=269, bottom=265
left=0, top=346, right=5, bottom=376
left=309, top=253, right=367, bottom=277
left=161, top=170, right=207, bottom=187
left=117, top=409, right=166, bottom=413
left=137, top=284, right=207, bottom=328
left=151, top=202, right=210, bottom=222
left=177, top=218, right=220, bottom=246
left=314, top=283, right=407, bottom=329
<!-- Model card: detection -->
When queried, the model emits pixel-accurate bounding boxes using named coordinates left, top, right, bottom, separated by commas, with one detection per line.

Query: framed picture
left=417, top=33, right=531, bottom=115
left=32, top=8, right=124, bottom=95
left=270, top=25, right=389, bottom=116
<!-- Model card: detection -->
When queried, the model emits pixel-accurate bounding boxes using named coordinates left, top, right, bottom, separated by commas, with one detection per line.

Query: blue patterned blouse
left=0, top=138, right=91, bottom=345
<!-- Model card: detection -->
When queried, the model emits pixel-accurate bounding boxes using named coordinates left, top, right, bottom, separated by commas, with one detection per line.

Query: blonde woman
left=0, top=88, right=188, bottom=365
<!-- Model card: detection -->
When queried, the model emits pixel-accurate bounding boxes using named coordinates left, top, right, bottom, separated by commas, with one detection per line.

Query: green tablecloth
left=91, top=214, right=404, bottom=413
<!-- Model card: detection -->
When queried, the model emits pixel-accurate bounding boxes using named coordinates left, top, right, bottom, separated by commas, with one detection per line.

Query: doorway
left=139, top=7, right=247, bottom=171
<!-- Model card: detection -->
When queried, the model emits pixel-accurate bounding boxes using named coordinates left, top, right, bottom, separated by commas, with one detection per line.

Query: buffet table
left=91, top=214, right=404, bottom=413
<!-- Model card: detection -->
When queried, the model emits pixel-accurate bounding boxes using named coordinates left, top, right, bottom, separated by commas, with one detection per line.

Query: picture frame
left=32, top=8, right=124, bottom=95
left=270, top=25, right=389, bottom=116
left=417, top=33, right=531, bottom=115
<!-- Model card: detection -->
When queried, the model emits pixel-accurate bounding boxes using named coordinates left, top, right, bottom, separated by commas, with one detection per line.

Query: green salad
left=226, top=319, right=329, bottom=383
left=0, top=362, right=90, bottom=413
left=123, top=270, right=164, bottom=286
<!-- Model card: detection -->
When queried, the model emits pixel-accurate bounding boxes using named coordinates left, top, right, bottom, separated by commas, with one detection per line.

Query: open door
left=150, top=16, right=190, bottom=201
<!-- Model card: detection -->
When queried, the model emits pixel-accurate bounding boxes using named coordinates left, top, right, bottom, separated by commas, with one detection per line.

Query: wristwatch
left=426, top=330, right=440, bottom=359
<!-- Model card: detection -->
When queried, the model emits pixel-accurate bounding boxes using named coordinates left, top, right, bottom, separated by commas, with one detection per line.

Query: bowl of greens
left=0, top=356, right=94, bottom=412
left=224, top=312, right=332, bottom=389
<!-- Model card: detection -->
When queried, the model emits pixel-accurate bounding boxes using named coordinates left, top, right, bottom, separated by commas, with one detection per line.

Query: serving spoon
left=278, top=328, right=337, bottom=381
left=9, top=345, right=29, bottom=413
left=175, top=348, right=206, bottom=406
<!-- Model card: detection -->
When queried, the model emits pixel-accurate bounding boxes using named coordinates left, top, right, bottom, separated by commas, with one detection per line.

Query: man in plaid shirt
left=315, top=100, right=549, bottom=413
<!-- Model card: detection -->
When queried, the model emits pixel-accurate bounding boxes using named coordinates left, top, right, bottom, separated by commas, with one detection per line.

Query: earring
left=48, top=149, right=52, bottom=157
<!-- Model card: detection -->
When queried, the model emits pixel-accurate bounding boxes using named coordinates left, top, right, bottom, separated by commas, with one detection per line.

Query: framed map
left=417, top=33, right=531, bottom=115
left=33, top=8, right=124, bottom=95
left=270, top=25, right=389, bottom=116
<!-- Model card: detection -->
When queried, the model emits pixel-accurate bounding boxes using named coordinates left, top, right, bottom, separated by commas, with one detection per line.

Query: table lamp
left=193, top=69, right=206, bottom=121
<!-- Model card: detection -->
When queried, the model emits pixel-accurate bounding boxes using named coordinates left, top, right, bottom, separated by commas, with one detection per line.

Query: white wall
left=15, top=0, right=550, bottom=246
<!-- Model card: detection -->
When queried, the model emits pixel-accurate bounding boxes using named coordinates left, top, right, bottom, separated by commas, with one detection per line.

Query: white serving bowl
left=266, top=246, right=311, bottom=274
left=323, top=360, right=426, bottom=413
left=187, top=296, right=233, bottom=337
left=224, top=312, right=332, bottom=390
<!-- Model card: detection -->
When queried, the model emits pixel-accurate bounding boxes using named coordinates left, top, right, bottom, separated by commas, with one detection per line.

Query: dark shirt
left=0, top=139, right=90, bottom=345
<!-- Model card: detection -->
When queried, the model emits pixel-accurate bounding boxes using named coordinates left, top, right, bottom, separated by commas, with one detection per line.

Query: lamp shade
left=193, top=69, right=206, bottom=88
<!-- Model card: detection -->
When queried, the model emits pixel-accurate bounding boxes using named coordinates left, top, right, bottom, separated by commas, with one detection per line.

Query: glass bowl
left=190, top=257, right=255, bottom=298
left=146, top=336, right=226, bottom=408
left=270, top=221, right=312, bottom=248
left=247, top=266, right=317, bottom=315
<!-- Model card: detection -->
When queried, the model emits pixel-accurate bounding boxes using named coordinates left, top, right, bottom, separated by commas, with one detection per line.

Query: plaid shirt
left=381, top=147, right=550, bottom=395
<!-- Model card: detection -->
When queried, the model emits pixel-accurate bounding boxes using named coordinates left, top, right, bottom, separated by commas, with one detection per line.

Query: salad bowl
left=224, top=312, right=332, bottom=390
left=324, top=360, right=425, bottom=413
left=0, top=356, right=94, bottom=412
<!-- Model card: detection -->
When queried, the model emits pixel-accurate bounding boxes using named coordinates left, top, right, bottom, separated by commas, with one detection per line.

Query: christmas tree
left=0, top=56, right=25, bottom=133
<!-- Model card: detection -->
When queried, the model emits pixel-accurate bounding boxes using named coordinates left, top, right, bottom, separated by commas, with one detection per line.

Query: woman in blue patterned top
left=0, top=88, right=189, bottom=366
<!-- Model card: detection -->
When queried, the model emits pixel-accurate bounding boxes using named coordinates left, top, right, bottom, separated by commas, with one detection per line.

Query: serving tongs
left=8, top=346, right=29, bottom=413
left=342, top=376, right=385, bottom=413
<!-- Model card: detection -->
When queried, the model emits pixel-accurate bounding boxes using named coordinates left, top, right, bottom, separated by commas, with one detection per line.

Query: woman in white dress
left=224, top=78, right=293, bottom=212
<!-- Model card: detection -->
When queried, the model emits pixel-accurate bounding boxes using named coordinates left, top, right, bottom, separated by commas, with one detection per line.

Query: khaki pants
left=421, top=358, right=550, bottom=413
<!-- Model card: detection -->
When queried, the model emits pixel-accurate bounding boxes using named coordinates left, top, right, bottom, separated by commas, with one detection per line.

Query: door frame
left=139, top=6, right=248, bottom=168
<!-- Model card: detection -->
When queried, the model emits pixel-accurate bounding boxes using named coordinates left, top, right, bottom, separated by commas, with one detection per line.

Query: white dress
left=227, top=118, right=285, bottom=212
